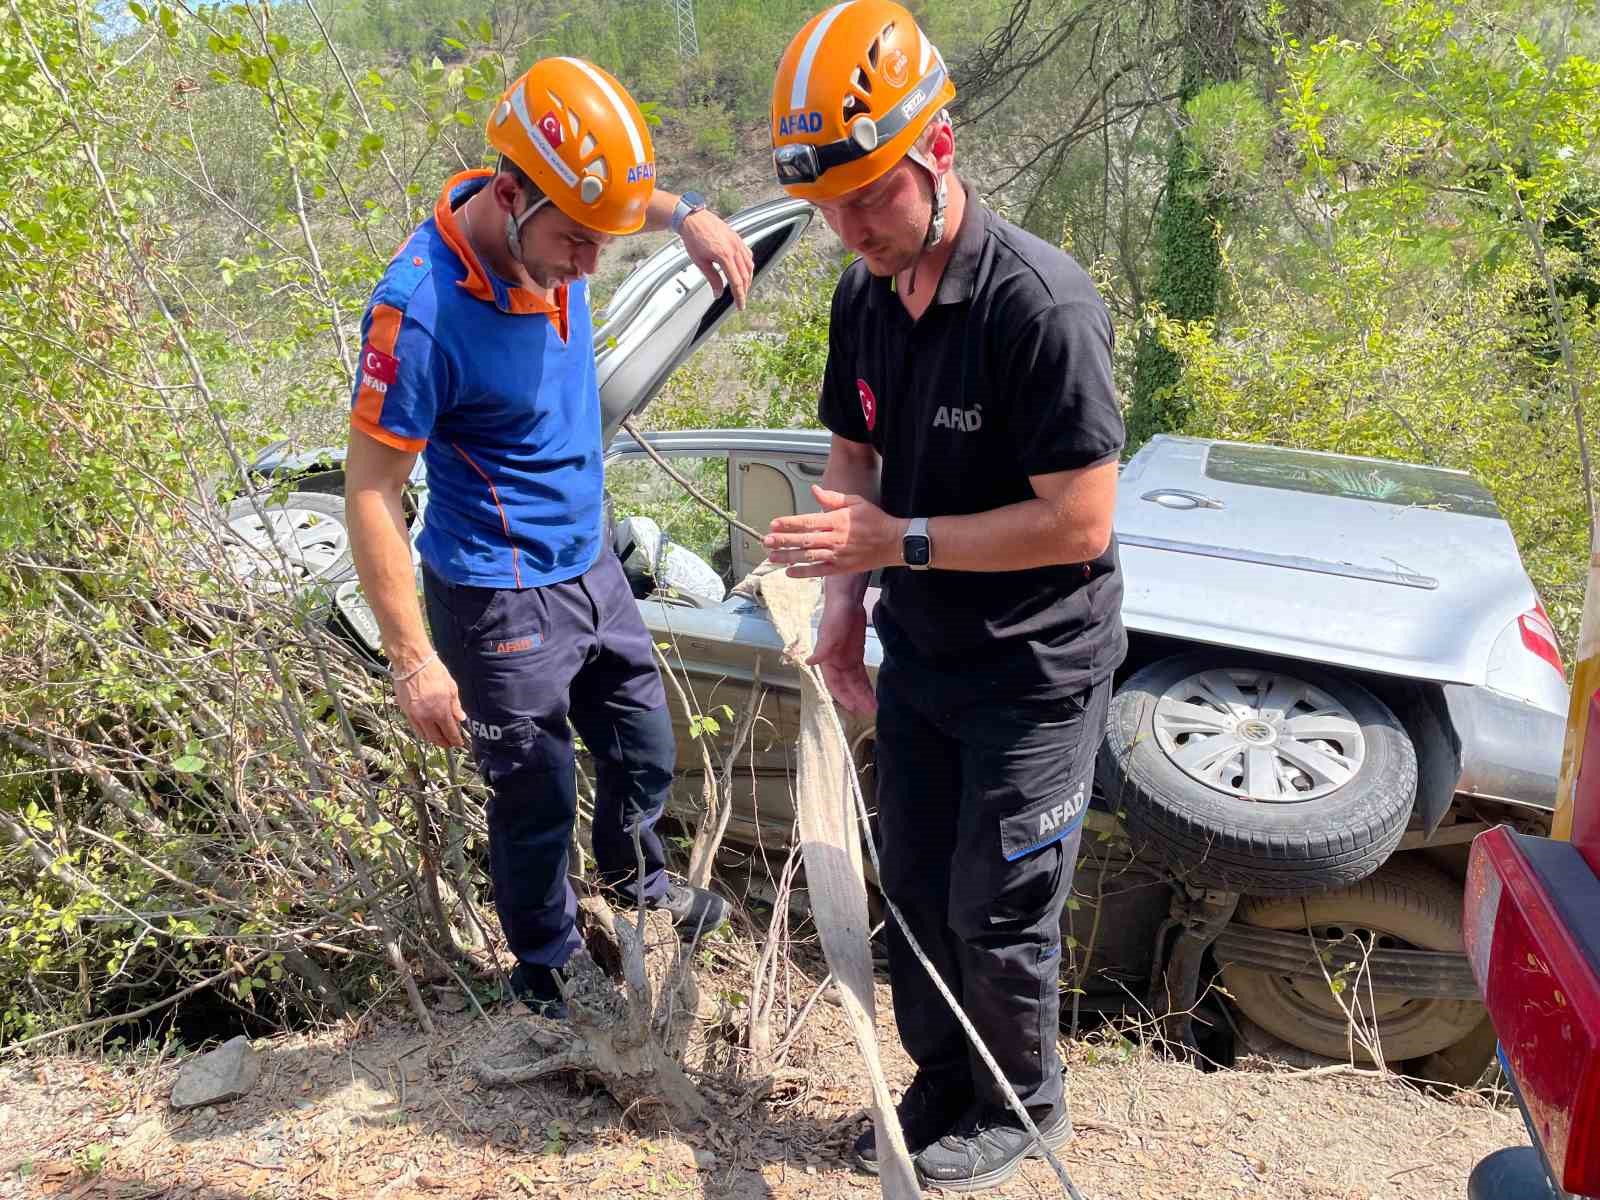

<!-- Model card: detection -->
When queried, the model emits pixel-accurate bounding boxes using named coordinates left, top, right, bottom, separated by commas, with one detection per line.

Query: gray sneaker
left=648, top=881, right=730, bottom=942
left=913, top=1104, right=1074, bottom=1193
left=852, top=1071, right=973, bottom=1175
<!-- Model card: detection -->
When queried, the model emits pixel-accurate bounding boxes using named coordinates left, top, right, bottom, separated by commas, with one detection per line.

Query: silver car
left=227, top=197, right=1567, bottom=1081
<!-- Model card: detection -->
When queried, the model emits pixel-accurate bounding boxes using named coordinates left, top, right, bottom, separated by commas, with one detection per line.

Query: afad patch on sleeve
left=353, top=303, right=403, bottom=428
left=360, top=344, right=399, bottom=394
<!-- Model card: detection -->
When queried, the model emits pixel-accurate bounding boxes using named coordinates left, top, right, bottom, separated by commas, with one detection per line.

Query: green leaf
left=172, top=755, right=205, bottom=774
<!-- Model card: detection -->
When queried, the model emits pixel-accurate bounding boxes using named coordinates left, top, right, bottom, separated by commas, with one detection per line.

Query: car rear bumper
left=1446, top=683, right=1565, bottom=811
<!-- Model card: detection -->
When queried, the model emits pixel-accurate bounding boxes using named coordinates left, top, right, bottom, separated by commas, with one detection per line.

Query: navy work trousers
left=423, top=551, right=672, bottom=972
left=874, top=666, right=1111, bottom=1116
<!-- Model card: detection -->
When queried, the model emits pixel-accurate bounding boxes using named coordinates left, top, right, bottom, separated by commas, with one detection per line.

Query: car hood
left=1116, top=436, right=1542, bottom=688
left=593, top=197, right=814, bottom=446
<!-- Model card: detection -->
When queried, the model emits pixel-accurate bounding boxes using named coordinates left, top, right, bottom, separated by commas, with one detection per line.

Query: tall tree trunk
left=1127, top=0, right=1241, bottom=447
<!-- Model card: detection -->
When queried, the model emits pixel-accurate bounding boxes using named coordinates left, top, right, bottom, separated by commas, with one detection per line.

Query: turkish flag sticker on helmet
left=857, top=378, right=877, bottom=431
left=538, top=111, right=563, bottom=147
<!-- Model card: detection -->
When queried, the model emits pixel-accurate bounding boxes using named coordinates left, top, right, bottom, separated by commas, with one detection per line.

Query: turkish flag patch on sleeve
left=361, top=345, right=399, bottom=388
left=856, top=378, right=877, bottom=432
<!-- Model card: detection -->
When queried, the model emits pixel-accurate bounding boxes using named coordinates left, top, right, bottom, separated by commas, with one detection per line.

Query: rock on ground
left=169, top=1034, right=261, bottom=1111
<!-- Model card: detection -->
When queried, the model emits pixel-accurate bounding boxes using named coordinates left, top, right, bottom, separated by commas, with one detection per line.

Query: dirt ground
left=0, top=972, right=1525, bottom=1200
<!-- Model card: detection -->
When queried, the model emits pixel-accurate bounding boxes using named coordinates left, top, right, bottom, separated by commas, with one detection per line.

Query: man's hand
left=394, top=655, right=467, bottom=748
left=764, top=485, right=908, bottom=578
left=810, top=600, right=876, bottom=717
left=680, top=209, right=754, bottom=309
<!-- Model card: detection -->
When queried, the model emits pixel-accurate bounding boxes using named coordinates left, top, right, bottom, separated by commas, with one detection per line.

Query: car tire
left=1232, top=1014, right=1343, bottom=1070
left=1219, top=860, right=1486, bottom=1063
left=1407, top=1012, right=1499, bottom=1088
left=1468, top=1147, right=1562, bottom=1200
left=1097, top=650, right=1416, bottom=894
left=220, top=491, right=355, bottom=596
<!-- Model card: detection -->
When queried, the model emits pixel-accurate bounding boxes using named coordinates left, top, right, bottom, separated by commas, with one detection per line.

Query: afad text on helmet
left=777, top=110, right=824, bottom=136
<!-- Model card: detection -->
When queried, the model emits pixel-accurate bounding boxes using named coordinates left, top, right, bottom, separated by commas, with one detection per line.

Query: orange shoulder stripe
left=354, top=303, right=404, bottom=429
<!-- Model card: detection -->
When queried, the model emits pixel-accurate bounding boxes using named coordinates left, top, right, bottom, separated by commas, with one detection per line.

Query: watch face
left=904, top=535, right=930, bottom=567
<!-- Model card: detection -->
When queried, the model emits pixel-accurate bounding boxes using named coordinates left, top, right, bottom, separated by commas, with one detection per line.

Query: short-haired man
left=765, top=5, right=1127, bottom=1191
left=346, top=57, right=751, bottom=1019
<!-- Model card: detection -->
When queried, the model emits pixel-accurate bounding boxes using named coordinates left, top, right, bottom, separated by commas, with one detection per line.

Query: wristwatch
left=670, top=190, right=708, bottom=235
left=903, top=517, right=932, bottom=570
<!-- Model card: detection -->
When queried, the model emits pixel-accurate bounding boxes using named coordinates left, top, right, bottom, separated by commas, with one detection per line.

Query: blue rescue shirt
left=350, top=170, right=601, bottom=589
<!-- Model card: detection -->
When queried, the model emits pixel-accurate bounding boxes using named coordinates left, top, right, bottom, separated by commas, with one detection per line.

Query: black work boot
left=913, top=1104, right=1073, bottom=1192
left=852, top=1073, right=973, bottom=1176
left=647, top=880, right=731, bottom=943
left=505, top=961, right=570, bottom=1020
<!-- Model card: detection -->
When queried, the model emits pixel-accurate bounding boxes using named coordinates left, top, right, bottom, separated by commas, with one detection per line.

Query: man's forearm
left=348, top=487, right=432, bottom=671
left=926, top=499, right=1111, bottom=572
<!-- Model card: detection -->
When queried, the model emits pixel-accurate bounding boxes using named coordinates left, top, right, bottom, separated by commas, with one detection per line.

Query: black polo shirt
left=818, top=183, right=1127, bottom=698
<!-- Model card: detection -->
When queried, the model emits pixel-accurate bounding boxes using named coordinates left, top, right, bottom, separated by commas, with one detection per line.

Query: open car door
left=594, top=197, right=816, bottom=447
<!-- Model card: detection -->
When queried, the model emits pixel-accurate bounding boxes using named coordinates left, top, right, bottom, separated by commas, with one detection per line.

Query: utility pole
left=671, top=0, right=699, bottom=59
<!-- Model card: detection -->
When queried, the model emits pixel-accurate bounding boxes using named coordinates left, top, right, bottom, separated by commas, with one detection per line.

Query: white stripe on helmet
left=918, top=26, right=933, bottom=73
left=789, top=3, right=852, bottom=113
left=561, top=57, right=647, bottom=166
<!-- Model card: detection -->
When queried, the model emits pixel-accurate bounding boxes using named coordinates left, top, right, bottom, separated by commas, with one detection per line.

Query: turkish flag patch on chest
left=857, top=378, right=877, bottom=431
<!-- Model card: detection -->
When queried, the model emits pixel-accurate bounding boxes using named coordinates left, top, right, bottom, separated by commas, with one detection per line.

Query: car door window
left=606, top=455, right=733, bottom=585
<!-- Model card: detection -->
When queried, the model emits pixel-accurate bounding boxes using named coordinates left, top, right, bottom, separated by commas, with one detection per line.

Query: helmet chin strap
left=901, top=143, right=948, bottom=296
left=505, top=196, right=551, bottom=265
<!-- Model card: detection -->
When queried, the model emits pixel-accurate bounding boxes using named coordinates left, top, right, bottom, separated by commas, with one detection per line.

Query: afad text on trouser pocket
left=999, top=778, right=1088, bottom=864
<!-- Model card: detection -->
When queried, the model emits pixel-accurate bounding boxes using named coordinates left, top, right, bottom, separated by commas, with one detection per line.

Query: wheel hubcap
left=1152, top=667, right=1366, bottom=802
left=223, top=506, right=348, bottom=590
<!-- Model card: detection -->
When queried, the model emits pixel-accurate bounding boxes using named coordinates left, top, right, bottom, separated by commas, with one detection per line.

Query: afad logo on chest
left=856, top=378, right=877, bottom=431
left=933, top=403, right=982, bottom=432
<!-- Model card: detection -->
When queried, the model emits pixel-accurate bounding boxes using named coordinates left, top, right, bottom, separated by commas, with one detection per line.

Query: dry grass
left=0, top=957, right=1526, bottom=1200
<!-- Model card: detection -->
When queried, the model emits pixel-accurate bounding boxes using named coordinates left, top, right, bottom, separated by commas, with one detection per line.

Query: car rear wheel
left=1219, top=861, right=1485, bottom=1063
left=1098, top=650, right=1417, bottom=894
left=221, top=491, right=354, bottom=595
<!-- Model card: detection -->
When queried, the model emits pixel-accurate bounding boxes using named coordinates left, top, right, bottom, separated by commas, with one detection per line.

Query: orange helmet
left=487, top=57, right=656, bottom=237
left=770, top=1, right=956, bottom=202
